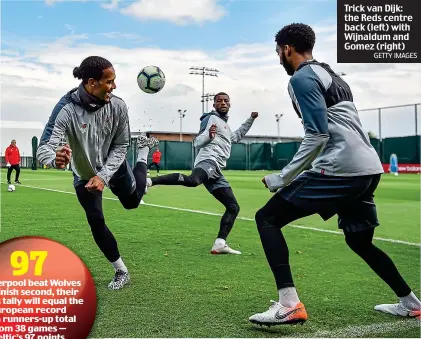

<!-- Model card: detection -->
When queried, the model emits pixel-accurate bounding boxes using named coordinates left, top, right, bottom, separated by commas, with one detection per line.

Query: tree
left=367, top=131, right=377, bottom=139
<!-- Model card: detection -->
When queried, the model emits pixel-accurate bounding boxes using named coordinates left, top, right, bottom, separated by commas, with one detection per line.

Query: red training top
left=152, top=151, right=162, bottom=163
left=5, top=145, right=21, bottom=165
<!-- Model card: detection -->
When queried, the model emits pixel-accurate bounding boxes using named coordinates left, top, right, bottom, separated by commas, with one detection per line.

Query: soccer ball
left=8, top=184, right=15, bottom=192
left=137, top=65, right=166, bottom=94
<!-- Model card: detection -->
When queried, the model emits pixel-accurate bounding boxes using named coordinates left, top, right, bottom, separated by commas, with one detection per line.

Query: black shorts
left=278, top=171, right=382, bottom=233
left=195, top=160, right=230, bottom=193
left=73, top=160, right=136, bottom=199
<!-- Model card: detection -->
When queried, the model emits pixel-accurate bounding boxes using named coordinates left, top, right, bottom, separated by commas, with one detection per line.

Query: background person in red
left=5, top=139, right=21, bottom=184
left=148, top=147, right=161, bottom=175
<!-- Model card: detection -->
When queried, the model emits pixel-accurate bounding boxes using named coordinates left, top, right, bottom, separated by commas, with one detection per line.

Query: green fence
left=123, top=135, right=420, bottom=171
left=250, top=143, right=272, bottom=170
left=272, top=142, right=301, bottom=170
left=12, top=135, right=420, bottom=171
left=226, top=143, right=248, bottom=170
left=381, top=136, right=420, bottom=164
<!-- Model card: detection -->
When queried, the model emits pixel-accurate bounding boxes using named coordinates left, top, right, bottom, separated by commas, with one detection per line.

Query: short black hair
left=275, top=23, right=315, bottom=53
left=214, top=92, right=229, bottom=101
left=73, top=56, right=113, bottom=84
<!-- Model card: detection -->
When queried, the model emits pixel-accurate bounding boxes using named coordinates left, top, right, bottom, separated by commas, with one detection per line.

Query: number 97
left=10, top=250, right=48, bottom=276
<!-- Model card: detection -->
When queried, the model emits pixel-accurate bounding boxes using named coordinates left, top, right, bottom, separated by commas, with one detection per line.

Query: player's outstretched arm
left=37, top=101, right=71, bottom=169
left=193, top=115, right=216, bottom=149
left=264, top=75, right=329, bottom=192
left=231, top=112, right=258, bottom=143
left=96, top=103, right=130, bottom=186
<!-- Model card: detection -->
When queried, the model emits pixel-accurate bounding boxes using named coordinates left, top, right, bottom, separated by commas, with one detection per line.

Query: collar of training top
left=77, top=83, right=108, bottom=112
left=296, top=59, right=318, bottom=71
left=201, top=110, right=229, bottom=122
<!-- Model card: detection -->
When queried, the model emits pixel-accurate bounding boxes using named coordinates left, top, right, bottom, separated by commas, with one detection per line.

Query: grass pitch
left=1, top=169, right=420, bottom=338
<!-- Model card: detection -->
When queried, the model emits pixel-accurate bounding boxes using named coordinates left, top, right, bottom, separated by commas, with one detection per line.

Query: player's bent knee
left=188, top=175, right=203, bottom=187
left=345, top=234, right=369, bottom=254
left=86, top=213, right=106, bottom=228
left=255, top=208, right=266, bottom=229
left=120, top=197, right=142, bottom=210
left=121, top=201, right=140, bottom=210
left=227, top=203, right=240, bottom=215
left=122, top=204, right=137, bottom=210
left=191, top=180, right=201, bottom=187
left=255, top=207, right=280, bottom=231
left=85, top=210, right=104, bottom=221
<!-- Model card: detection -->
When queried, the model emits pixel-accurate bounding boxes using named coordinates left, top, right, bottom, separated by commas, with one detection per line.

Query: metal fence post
left=191, top=141, right=194, bottom=170
left=247, top=143, right=250, bottom=171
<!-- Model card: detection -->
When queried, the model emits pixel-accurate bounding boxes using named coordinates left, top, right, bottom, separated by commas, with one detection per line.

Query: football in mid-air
left=137, top=65, right=166, bottom=94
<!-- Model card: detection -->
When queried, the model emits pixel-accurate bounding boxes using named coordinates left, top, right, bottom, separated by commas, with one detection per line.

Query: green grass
left=1, top=169, right=420, bottom=338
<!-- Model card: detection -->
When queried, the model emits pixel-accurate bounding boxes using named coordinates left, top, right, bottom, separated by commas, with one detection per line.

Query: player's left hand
left=262, top=176, right=279, bottom=193
left=261, top=177, right=268, bottom=188
left=85, top=176, right=105, bottom=192
left=251, top=112, right=259, bottom=119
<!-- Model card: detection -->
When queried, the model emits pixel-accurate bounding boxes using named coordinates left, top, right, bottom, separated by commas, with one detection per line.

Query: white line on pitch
left=2, top=183, right=420, bottom=247
left=311, top=318, right=420, bottom=338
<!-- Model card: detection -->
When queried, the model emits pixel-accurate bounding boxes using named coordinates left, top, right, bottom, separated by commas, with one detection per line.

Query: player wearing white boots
left=147, top=92, right=258, bottom=255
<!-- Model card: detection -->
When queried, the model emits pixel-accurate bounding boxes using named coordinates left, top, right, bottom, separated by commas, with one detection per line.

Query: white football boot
left=108, top=270, right=130, bottom=290
left=137, top=135, right=159, bottom=150
left=136, top=135, right=158, bottom=195
left=146, top=178, right=153, bottom=188
left=374, top=301, right=421, bottom=318
left=249, top=300, right=308, bottom=326
left=211, top=243, right=241, bottom=255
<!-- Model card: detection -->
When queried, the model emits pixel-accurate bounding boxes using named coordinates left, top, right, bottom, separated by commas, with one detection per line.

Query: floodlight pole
left=189, top=67, right=219, bottom=114
left=275, top=113, right=283, bottom=142
left=178, top=109, right=187, bottom=141
left=202, top=93, right=216, bottom=112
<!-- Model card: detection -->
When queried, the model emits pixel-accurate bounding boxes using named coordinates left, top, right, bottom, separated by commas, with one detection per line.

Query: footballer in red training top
left=148, top=147, right=161, bottom=175
left=5, top=139, right=21, bottom=184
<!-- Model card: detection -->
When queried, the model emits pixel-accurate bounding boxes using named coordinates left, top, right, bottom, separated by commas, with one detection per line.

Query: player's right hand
left=55, top=144, right=72, bottom=169
left=209, top=124, right=217, bottom=139
left=85, top=176, right=105, bottom=193
left=262, top=177, right=268, bottom=188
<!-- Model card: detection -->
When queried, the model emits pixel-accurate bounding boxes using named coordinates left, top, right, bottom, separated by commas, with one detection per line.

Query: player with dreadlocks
left=37, top=56, right=158, bottom=290
left=248, top=23, right=420, bottom=325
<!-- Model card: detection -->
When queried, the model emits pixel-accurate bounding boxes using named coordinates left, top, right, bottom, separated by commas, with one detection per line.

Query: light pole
left=201, top=93, right=216, bottom=112
left=275, top=113, right=283, bottom=141
left=189, top=67, right=219, bottom=114
left=178, top=109, right=187, bottom=141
